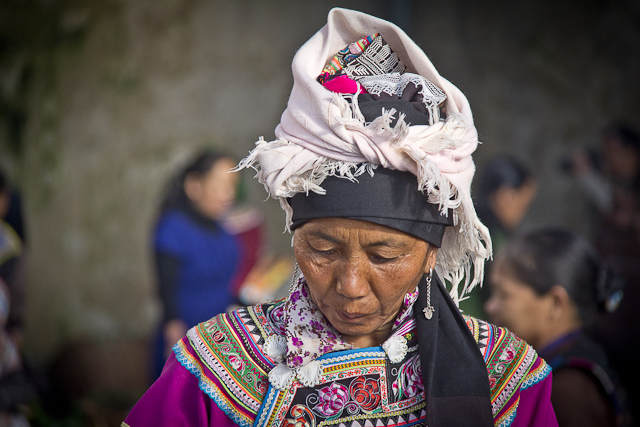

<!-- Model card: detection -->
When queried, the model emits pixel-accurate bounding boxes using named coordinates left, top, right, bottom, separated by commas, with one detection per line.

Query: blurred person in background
left=461, top=156, right=537, bottom=318
left=0, top=168, right=33, bottom=424
left=565, top=123, right=640, bottom=422
left=0, top=175, right=25, bottom=246
left=474, top=155, right=537, bottom=253
left=485, top=228, right=625, bottom=427
left=0, top=280, right=30, bottom=426
left=0, top=169, right=25, bottom=349
left=566, top=123, right=640, bottom=255
left=152, top=150, right=263, bottom=376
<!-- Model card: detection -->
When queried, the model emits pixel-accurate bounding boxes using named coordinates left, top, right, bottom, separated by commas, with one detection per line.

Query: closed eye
left=369, top=254, right=399, bottom=264
left=307, top=243, right=338, bottom=257
left=314, top=248, right=337, bottom=256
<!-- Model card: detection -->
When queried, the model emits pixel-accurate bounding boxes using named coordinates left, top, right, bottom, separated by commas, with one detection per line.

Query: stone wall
left=1, top=0, right=638, bottom=370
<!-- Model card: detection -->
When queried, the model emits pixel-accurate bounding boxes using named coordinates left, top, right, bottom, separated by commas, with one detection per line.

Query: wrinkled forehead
left=295, top=216, right=418, bottom=238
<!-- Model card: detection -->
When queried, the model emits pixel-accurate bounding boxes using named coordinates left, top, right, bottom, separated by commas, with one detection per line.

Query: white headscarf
left=237, top=8, right=491, bottom=305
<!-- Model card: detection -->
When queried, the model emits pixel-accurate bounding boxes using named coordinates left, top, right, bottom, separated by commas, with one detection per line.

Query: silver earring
left=288, top=263, right=300, bottom=294
left=423, top=269, right=435, bottom=320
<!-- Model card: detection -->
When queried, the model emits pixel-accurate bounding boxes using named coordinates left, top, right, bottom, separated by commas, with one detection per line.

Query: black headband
left=289, top=167, right=454, bottom=247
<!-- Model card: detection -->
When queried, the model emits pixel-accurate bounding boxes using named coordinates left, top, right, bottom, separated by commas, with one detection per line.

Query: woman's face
left=484, top=266, right=550, bottom=348
left=490, top=180, right=537, bottom=230
left=603, top=135, right=639, bottom=180
left=293, top=217, right=437, bottom=345
left=185, top=158, right=238, bottom=220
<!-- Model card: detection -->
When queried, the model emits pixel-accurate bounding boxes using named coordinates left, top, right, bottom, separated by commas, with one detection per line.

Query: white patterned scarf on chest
left=265, top=275, right=418, bottom=390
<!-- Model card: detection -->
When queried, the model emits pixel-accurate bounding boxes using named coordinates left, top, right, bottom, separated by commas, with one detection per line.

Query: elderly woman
left=124, top=8, right=557, bottom=427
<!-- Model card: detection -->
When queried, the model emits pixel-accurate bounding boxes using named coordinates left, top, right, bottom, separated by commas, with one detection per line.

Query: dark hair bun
left=597, top=265, right=624, bottom=313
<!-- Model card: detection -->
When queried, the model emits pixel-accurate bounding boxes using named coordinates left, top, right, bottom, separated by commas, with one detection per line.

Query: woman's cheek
left=305, top=253, right=332, bottom=274
left=376, top=258, right=420, bottom=287
left=298, top=254, right=332, bottom=285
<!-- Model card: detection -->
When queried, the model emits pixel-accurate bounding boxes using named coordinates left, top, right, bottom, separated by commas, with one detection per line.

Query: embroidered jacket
left=163, top=300, right=551, bottom=427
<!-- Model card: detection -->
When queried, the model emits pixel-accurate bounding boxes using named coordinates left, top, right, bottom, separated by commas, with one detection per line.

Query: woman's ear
left=547, top=285, right=572, bottom=320
left=183, top=173, right=202, bottom=202
left=424, top=245, right=438, bottom=274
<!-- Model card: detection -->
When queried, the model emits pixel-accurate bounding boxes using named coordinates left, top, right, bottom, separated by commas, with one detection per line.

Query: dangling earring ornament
left=423, top=269, right=435, bottom=320
left=288, top=263, right=300, bottom=294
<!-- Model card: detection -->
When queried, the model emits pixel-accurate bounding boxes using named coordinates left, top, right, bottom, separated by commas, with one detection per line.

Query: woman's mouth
left=335, top=310, right=369, bottom=322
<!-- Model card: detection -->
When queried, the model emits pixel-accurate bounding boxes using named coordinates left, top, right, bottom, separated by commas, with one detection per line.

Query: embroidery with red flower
left=349, top=376, right=382, bottom=412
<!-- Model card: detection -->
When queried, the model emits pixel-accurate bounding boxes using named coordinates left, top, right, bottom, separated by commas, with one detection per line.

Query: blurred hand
left=164, top=319, right=188, bottom=357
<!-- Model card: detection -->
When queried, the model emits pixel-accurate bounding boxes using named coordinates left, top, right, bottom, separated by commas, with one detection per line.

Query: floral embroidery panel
left=257, top=348, right=427, bottom=427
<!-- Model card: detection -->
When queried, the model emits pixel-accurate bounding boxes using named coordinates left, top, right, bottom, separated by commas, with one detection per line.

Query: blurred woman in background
left=461, top=155, right=537, bottom=317
left=153, top=151, right=263, bottom=374
left=474, top=155, right=537, bottom=252
left=485, top=228, right=625, bottom=427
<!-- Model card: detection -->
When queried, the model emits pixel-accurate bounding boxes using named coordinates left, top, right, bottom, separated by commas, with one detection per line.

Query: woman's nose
left=335, top=257, right=369, bottom=299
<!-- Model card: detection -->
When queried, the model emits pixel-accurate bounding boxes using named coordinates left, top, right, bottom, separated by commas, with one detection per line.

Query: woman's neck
left=535, top=318, right=582, bottom=351
left=343, top=320, right=395, bottom=349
